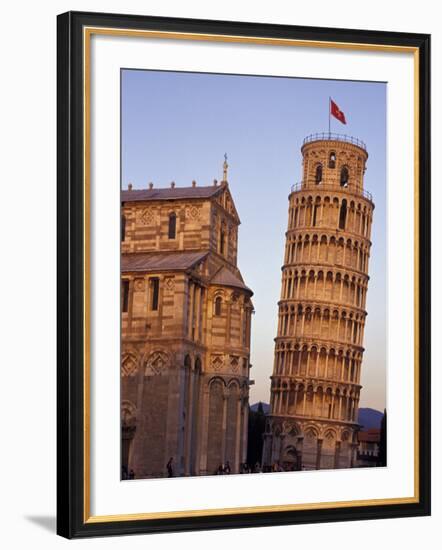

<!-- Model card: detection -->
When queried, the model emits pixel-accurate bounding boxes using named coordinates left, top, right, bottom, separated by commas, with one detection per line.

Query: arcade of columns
left=263, top=135, right=374, bottom=470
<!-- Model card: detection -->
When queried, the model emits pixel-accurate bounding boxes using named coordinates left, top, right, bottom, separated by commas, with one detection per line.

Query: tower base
left=262, top=416, right=359, bottom=471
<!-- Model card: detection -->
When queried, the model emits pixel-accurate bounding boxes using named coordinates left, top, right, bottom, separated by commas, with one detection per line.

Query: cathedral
left=263, top=134, right=374, bottom=470
left=120, top=159, right=254, bottom=479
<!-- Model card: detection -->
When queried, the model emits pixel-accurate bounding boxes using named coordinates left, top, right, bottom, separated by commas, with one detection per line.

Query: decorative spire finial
left=223, top=153, right=228, bottom=182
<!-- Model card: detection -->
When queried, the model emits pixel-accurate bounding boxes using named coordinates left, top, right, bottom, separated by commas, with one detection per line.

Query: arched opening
left=340, top=166, right=349, bottom=187
left=312, top=204, right=318, bottom=226
left=182, top=355, right=192, bottom=473
left=141, top=351, right=171, bottom=475
left=207, top=379, right=224, bottom=474
left=321, top=430, right=336, bottom=469
left=168, top=212, right=177, bottom=239
left=329, top=152, right=336, bottom=168
left=214, top=296, right=222, bottom=316
left=282, top=445, right=300, bottom=471
left=315, top=164, right=323, bottom=184
left=189, top=357, right=202, bottom=474
left=149, top=277, right=159, bottom=311
left=350, top=359, right=356, bottom=382
left=326, top=388, right=333, bottom=418
left=306, top=200, right=312, bottom=225
left=339, top=432, right=351, bottom=468
left=339, top=199, right=348, bottom=230
left=296, top=383, right=305, bottom=412
left=287, top=277, right=292, bottom=298
left=121, top=214, right=126, bottom=242
left=220, top=225, right=226, bottom=255
left=325, top=271, right=333, bottom=300
left=303, top=427, right=318, bottom=469
left=225, top=383, right=240, bottom=471
left=122, top=279, right=130, bottom=312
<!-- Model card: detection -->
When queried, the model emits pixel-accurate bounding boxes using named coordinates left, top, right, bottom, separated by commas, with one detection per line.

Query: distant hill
left=250, top=402, right=270, bottom=415
left=357, top=408, right=384, bottom=429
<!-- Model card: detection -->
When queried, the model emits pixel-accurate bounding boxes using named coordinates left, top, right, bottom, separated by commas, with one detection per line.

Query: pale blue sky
left=122, top=69, right=386, bottom=411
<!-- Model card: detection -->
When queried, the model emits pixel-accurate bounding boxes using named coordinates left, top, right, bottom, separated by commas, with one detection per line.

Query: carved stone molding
left=211, top=354, right=224, bottom=372
left=134, top=278, right=145, bottom=291
left=186, top=205, right=201, bottom=221
left=230, top=355, right=239, bottom=372
left=121, top=355, right=138, bottom=377
left=164, top=276, right=175, bottom=291
left=145, top=351, right=169, bottom=375
left=138, top=208, right=155, bottom=226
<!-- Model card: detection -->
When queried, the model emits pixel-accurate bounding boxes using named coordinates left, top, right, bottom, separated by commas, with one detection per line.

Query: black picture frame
left=57, top=10, right=431, bottom=539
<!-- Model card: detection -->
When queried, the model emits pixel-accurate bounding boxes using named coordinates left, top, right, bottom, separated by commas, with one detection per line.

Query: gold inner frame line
left=82, top=26, right=420, bottom=524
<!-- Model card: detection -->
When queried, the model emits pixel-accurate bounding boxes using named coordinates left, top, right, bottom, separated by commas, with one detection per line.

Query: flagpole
left=328, top=97, right=331, bottom=137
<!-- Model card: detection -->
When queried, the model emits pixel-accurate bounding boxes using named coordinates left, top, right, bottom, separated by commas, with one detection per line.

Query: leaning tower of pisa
left=262, top=133, right=374, bottom=470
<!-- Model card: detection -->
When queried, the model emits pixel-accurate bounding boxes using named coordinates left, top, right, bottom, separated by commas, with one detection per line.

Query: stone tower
left=263, top=133, right=374, bottom=470
left=121, top=160, right=254, bottom=479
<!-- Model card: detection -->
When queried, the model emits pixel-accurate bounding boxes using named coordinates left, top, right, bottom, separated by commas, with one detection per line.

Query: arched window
left=312, top=204, right=318, bottom=226
left=340, top=166, right=349, bottom=187
left=150, top=277, right=160, bottom=311
left=242, top=308, right=248, bottom=346
left=168, top=212, right=177, bottom=239
left=339, top=199, right=348, bottom=229
left=195, top=357, right=202, bottom=373
left=315, top=164, right=323, bottom=184
left=121, top=214, right=126, bottom=242
left=122, top=280, right=130, bottom=312
left=214, top=296, right=222, bottom=316
left=219, top=225, right=226, bottom=255
left=329, top=152, right=336, bottom=168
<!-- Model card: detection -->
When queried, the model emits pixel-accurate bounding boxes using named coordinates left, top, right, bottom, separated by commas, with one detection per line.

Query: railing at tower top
left=290, top=181, right=373, bottom=202
left=302, top=132, right=367, bottom=151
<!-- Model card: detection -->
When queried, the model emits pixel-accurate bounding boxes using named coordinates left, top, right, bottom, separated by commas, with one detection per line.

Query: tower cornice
left=273, top=335, right=365, bottom=353
left=289, top=182, right=374, bottom=207
left=285, top=227, right=373, bottom=248
left=280, top=261, right=371, bottom=281
left=277, top=297, right=367, bottom=316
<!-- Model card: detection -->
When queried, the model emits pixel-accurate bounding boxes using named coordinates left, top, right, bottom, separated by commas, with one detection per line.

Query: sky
left=121, top=69, right=387, bottom=412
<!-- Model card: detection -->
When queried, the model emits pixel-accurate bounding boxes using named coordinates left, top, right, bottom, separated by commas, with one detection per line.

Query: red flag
left=330, top=99, right=346, bottom=124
